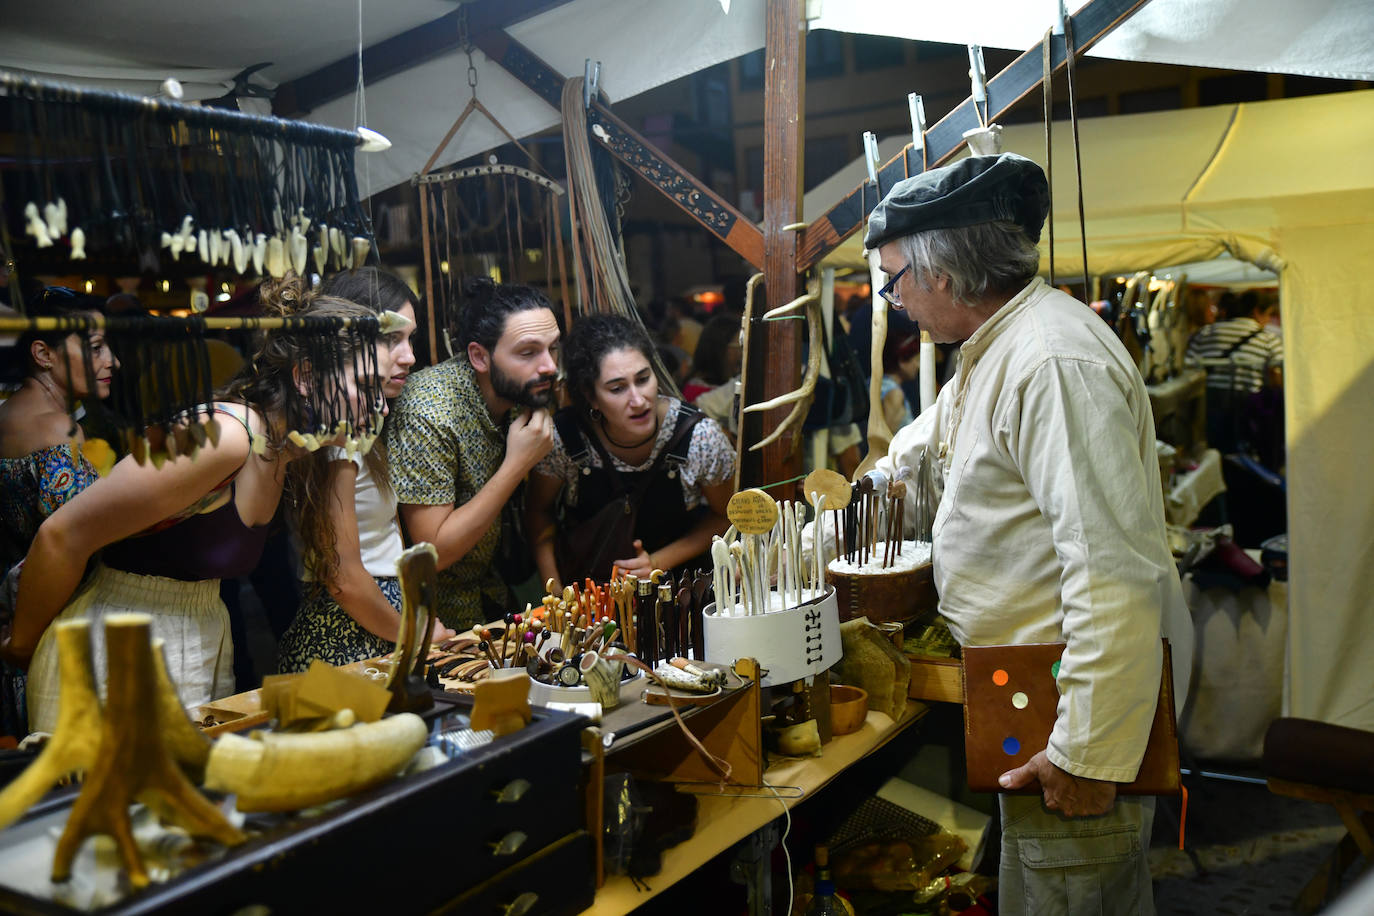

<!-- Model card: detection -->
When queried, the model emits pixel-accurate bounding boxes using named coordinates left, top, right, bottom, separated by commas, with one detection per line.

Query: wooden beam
left=475, top=32, right=766, bottom=270
left=272, top=0, right=574, bottom=116
left=796, top=0, right=1152, bottom=272
left=739, top=0, right=805, bottom=491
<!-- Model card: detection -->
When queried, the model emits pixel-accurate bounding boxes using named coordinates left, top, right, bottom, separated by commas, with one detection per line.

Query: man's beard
left=490, top=360, right=557, bottom=409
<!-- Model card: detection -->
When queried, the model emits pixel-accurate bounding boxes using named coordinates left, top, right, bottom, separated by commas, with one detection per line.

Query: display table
left=586, top=700, right=928, bottom=915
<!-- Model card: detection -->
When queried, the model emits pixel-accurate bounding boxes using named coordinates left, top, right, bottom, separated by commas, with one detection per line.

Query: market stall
left=4, top=0, right=1373, bottom=911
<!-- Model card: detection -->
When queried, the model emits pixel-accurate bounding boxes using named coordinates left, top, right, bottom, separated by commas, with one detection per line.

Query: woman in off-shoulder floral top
left=0, top=286, right=116, bottom=737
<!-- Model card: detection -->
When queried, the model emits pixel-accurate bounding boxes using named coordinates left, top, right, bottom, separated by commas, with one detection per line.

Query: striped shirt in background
left=1186, top=317, right=1283, bottom=393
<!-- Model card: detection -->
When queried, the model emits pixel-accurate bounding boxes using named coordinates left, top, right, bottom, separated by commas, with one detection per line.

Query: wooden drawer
left=907, top=655, right=964, bottom=704
left=434, top=831, right=596, bottom=916
left=432, top=714, right=585, bottom=876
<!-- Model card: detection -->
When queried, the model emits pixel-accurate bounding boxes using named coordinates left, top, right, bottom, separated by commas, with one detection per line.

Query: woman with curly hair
left=4, top=274, right=384, bottom=733
left=526, top=313, right=735, bottom=584
left=276, top=268, right=453, bottom=672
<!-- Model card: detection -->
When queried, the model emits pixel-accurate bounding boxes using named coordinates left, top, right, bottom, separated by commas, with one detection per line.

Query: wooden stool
left=1264, top=717, right=1374, bottom=913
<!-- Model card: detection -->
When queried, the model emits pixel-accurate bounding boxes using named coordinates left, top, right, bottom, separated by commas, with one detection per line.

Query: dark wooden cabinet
left=0, top=698, right=593, bottom=915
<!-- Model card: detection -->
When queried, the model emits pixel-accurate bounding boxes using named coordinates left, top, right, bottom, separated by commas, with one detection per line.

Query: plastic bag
left=832, top=833, right=966, bottom=892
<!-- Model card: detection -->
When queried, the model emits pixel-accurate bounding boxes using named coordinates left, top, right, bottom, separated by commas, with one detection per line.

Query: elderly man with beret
left=864, top=153, right=1193, bottom=914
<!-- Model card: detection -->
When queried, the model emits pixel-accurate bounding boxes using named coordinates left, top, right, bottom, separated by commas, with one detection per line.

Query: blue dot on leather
left=1003, top=736, right=1021, bottom=755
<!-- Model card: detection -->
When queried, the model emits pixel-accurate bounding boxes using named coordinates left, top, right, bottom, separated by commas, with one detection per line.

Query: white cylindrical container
left=702, top=586, right=841, bottom=687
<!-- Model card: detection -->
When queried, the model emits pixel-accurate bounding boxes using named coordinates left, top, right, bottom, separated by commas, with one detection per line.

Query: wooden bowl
left=829, top=684, right=869, bottom=736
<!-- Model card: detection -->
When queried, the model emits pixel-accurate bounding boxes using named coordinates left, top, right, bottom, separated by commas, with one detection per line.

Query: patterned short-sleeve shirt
left=387, top=356, right=510, bottom=629
left=535, top=398, right=735, bottom=509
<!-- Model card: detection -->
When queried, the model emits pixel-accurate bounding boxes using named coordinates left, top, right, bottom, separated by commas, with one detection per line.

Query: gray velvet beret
left=863, top=153, right=1050, bottom=249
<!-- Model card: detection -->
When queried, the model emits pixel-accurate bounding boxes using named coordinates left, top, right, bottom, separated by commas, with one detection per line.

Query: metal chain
left=458, top=5, right=478, bottom=98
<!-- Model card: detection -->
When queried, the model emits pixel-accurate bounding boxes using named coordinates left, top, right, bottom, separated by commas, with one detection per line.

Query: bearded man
left=388, top=277, right=560, bottom=629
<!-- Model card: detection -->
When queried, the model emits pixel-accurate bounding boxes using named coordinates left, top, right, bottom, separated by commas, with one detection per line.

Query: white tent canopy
left=6, top=0, right=1373, bottom=190
left=812, top=0, right=1374, bottom=82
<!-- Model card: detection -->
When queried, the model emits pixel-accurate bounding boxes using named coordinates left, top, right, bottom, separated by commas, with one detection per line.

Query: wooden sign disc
left=727, top=488, right=779, bottom=535
left=804, top=468, right=850, bottom=509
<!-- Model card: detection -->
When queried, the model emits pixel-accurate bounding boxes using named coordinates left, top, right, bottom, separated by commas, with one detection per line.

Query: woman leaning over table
left=526, top=313, right=735, bottom=586
left=277, top=268, right=454, bottom=672
left=3, top=274, right=386, bottom=733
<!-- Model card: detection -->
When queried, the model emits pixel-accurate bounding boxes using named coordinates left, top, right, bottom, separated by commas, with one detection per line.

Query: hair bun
left=257, top=271, right=315, bottom=318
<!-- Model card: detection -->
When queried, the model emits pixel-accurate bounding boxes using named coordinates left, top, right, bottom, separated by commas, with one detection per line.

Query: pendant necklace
left=600, top=416, right=660, bottom=450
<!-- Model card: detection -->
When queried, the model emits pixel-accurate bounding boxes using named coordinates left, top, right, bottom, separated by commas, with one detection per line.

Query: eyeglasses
left=878, top=265, right=910, bottom=307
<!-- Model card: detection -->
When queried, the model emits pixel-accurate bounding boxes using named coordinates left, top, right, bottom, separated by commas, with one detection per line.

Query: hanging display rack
left=0, top=69, right=386, bottom=277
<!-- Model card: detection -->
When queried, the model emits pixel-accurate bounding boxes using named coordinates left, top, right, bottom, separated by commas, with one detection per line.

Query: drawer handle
left=490, top=831, right=527, bottom=857
left=492, top=778, right=531, bottom=804
left=503, top=892, right=538, bottom=916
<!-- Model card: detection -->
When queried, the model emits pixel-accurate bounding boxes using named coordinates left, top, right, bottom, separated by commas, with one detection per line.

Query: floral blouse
left=0, top=442, right=99, bottom=573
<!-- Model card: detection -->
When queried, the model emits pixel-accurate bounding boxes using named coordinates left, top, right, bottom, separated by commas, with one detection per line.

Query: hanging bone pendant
left=266, top=236, right=286, bottom=278
left=252, top=233, right=267, bottom=276
left=227, top=230, right=247, bottom=274
left=24, top=203, right=53, bottom=248
left=351, top=236, right=371, bottom=269
left=175, top=216, right=196, bottom=258
left=44, top=201, right=64, bottom=239
left=329, top=227, right=345, bottom=266
left=289, top=227, right=308, bottom=276
left=70, top=228, right=87, bottom=260
left=314, top=225, right=329, bottom=273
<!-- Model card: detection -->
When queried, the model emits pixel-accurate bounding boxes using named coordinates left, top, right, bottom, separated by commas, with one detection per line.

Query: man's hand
left=429, top=619, right=455, bottom=644
left=612, top=539, right=654, bottom=580
left=505, top=408, right=553, bottom=475
left=999, top=750, right=1117, bottom=817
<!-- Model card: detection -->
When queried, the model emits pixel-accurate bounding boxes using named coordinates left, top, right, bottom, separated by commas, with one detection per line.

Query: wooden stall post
left=740, top=0, right=806, bottom=494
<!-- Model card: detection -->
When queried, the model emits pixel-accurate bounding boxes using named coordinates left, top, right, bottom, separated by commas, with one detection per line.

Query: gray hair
left=896, top=220, right=1040, bottom=307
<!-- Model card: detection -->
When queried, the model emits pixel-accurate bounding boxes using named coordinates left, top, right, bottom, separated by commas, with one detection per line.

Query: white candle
left=919, top=330, right=936, bottom=413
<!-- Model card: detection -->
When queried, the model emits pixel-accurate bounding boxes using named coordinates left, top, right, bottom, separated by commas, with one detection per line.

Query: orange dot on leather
left=992, top=669, right=1009, bottom=686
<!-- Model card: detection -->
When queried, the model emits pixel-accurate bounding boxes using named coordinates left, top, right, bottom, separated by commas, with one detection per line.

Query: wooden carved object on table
left=0, top=620, right=102, bottom=831
left=470, top=670, right=532, bottom=738
left=388, top=542, right=439, bottom=714
left=51, top=613, right=246, bottom=888
left=151, top=637, right=213, bottom=782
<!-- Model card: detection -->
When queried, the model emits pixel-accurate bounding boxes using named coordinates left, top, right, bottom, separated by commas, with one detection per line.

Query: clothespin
left=907, top=93, right=926, bottom=158
left=862, top=130, right=880, bottom=185
left=1053, top=0, right=1068, bottom=36
left=583, top=59, right=601, bottom=111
